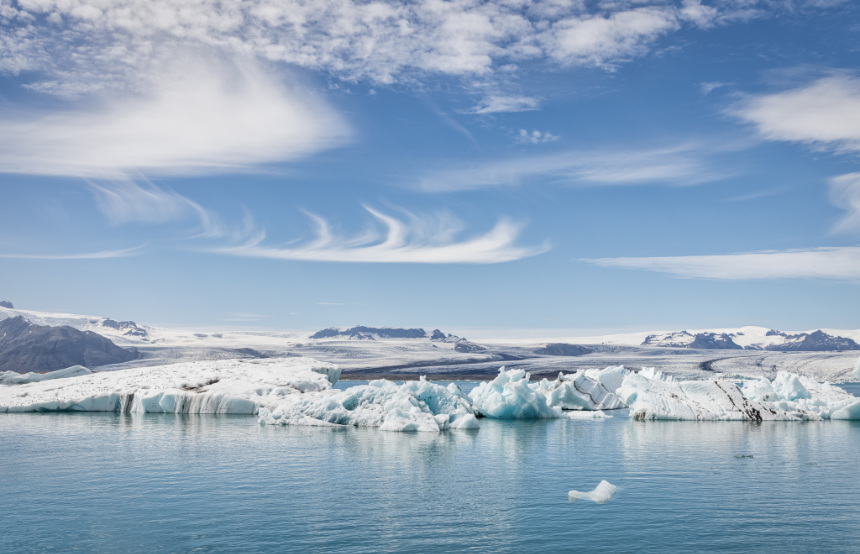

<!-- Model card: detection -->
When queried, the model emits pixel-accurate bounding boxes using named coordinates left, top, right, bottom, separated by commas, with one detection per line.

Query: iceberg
left=0, top=365, right=92, bottom=385
left=259, top=377, right=479, bottom=432
left=536, top=368, right=627, bottom=411
left=468, top=367, right=561, bottom=419
left=617, top=369, right=860, bottom=421
left=743, top=371, right=860, bottom=420
left=616, top=371, right=791, bottom=421
left=855, top=355, right=860, bottom=381
left=569, top=480, right=617, bottom=504
left=0, top=358, right=340, bottom=414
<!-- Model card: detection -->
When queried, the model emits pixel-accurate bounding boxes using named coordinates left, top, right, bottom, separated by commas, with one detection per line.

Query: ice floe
left=0, top=365, right=92, bottom=385
left=569, top=481, right=617, bottom=504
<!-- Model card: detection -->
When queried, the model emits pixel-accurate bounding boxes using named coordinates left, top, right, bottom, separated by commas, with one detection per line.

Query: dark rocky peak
left=310, top=326, right=427, bottom=339
left=768, top=330, right=860, bottom=352
left=0, top=317, right=137, bottom=373
left=100, top=318, right=147, bottom=337
left=534, top=343, right=593, bottom=356
left=0, top=300, right=13, bottom=309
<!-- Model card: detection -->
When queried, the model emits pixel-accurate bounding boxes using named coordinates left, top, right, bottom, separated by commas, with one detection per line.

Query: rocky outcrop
left=310, top=326, right=428, bottom=339
left=0, top=316, right=137, bottom=373
left=766, top=330, right=860, bottom=352
left=534, top=343, right=593, bottom=356
left=99, top=319, right=148, bottom=338
left=0, top=301, right=13, bottom=309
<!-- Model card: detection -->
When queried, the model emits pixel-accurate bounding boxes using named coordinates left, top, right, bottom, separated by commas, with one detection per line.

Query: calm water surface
left=1, top=383, right=859, bottom=552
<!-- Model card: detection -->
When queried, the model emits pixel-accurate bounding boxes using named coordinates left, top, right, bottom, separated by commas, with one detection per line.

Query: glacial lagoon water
left=2, top=384, right=860, bottom=553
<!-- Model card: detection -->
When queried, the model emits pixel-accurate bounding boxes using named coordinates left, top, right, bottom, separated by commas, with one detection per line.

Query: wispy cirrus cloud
left=584, top=246, right=860, bottom=280
left=0, top=54, right=350, bottom=178
left=830, top=172, right=860, bottom=234
left=86, top=179, right=227, bottom=239
left=0, top=246, right=145, bottom=260
left=212, top=206, right=547, bottom=264
left=416, top=143, right=722, bottom=192
left=466, top=95, right=541, bottom=114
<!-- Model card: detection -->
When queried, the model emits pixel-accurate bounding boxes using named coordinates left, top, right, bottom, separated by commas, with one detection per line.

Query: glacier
left=568, top=481, right=617, bottom=504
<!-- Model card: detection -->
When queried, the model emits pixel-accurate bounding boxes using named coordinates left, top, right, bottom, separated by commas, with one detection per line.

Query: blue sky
left=1, top=0, right=860, bottom=333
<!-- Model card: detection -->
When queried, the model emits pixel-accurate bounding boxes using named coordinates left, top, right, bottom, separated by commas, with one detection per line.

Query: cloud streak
left=584, top=246, right=860, bottom=280
left=213, top=206, right=547, bottom=264
left=0, top=246, right=145, bottom=260
left=416, top=144, right=721, bottom=192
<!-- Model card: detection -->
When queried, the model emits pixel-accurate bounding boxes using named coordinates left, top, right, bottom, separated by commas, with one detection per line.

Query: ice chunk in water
left=568, top=480, right=617, bottom=504
left=468, top=367, right=560, bottom=419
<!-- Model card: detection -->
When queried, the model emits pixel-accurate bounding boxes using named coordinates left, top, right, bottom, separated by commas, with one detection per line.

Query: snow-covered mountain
left=640, top=327, right=860, bottom=351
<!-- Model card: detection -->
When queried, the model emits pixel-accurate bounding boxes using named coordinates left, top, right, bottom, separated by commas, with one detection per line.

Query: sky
left=1, top=0, right=860, bottom=334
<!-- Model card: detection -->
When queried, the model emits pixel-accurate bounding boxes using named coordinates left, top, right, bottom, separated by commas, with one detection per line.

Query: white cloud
left=0, top=54, right=350, bottom=177
left=516, top=129, right=560, bottom=144
left=734, top=75, right=860, bottom=153
left=0, top=0, right=822, bottom=94
left=212, top=206, right=548, bottom=264
left=545, top=7, right=680, bottom=68
left=0, top=246, right=145, bottom=260
left=416, top=143, right=719, bottom=191
left=86, top=179, right=225, bottom=238
left=830, top=172, right=860, bottom=234
left=467, top=95, right=541, bottom=114
left=584, top=246, right=860, bottom=280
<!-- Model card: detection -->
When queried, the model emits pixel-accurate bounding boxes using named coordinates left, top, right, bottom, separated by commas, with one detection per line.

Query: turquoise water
left=2, top=402, right=860, bottom=553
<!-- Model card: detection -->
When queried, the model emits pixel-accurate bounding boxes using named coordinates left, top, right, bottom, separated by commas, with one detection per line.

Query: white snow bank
left=743, top=371, right=860, bottom=420
left=569, top=481, right=617, bottom=504
left=469, top=367, right=561, bottom=419
left=0, top=365, right=92, bottom=385
left=259, top=377, right=479, bottom=432
left=0, top=358, right=339, bottom=414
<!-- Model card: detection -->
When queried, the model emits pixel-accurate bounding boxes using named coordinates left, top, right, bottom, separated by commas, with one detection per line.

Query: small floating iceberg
left=569, top=481, right=617, bottom=504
